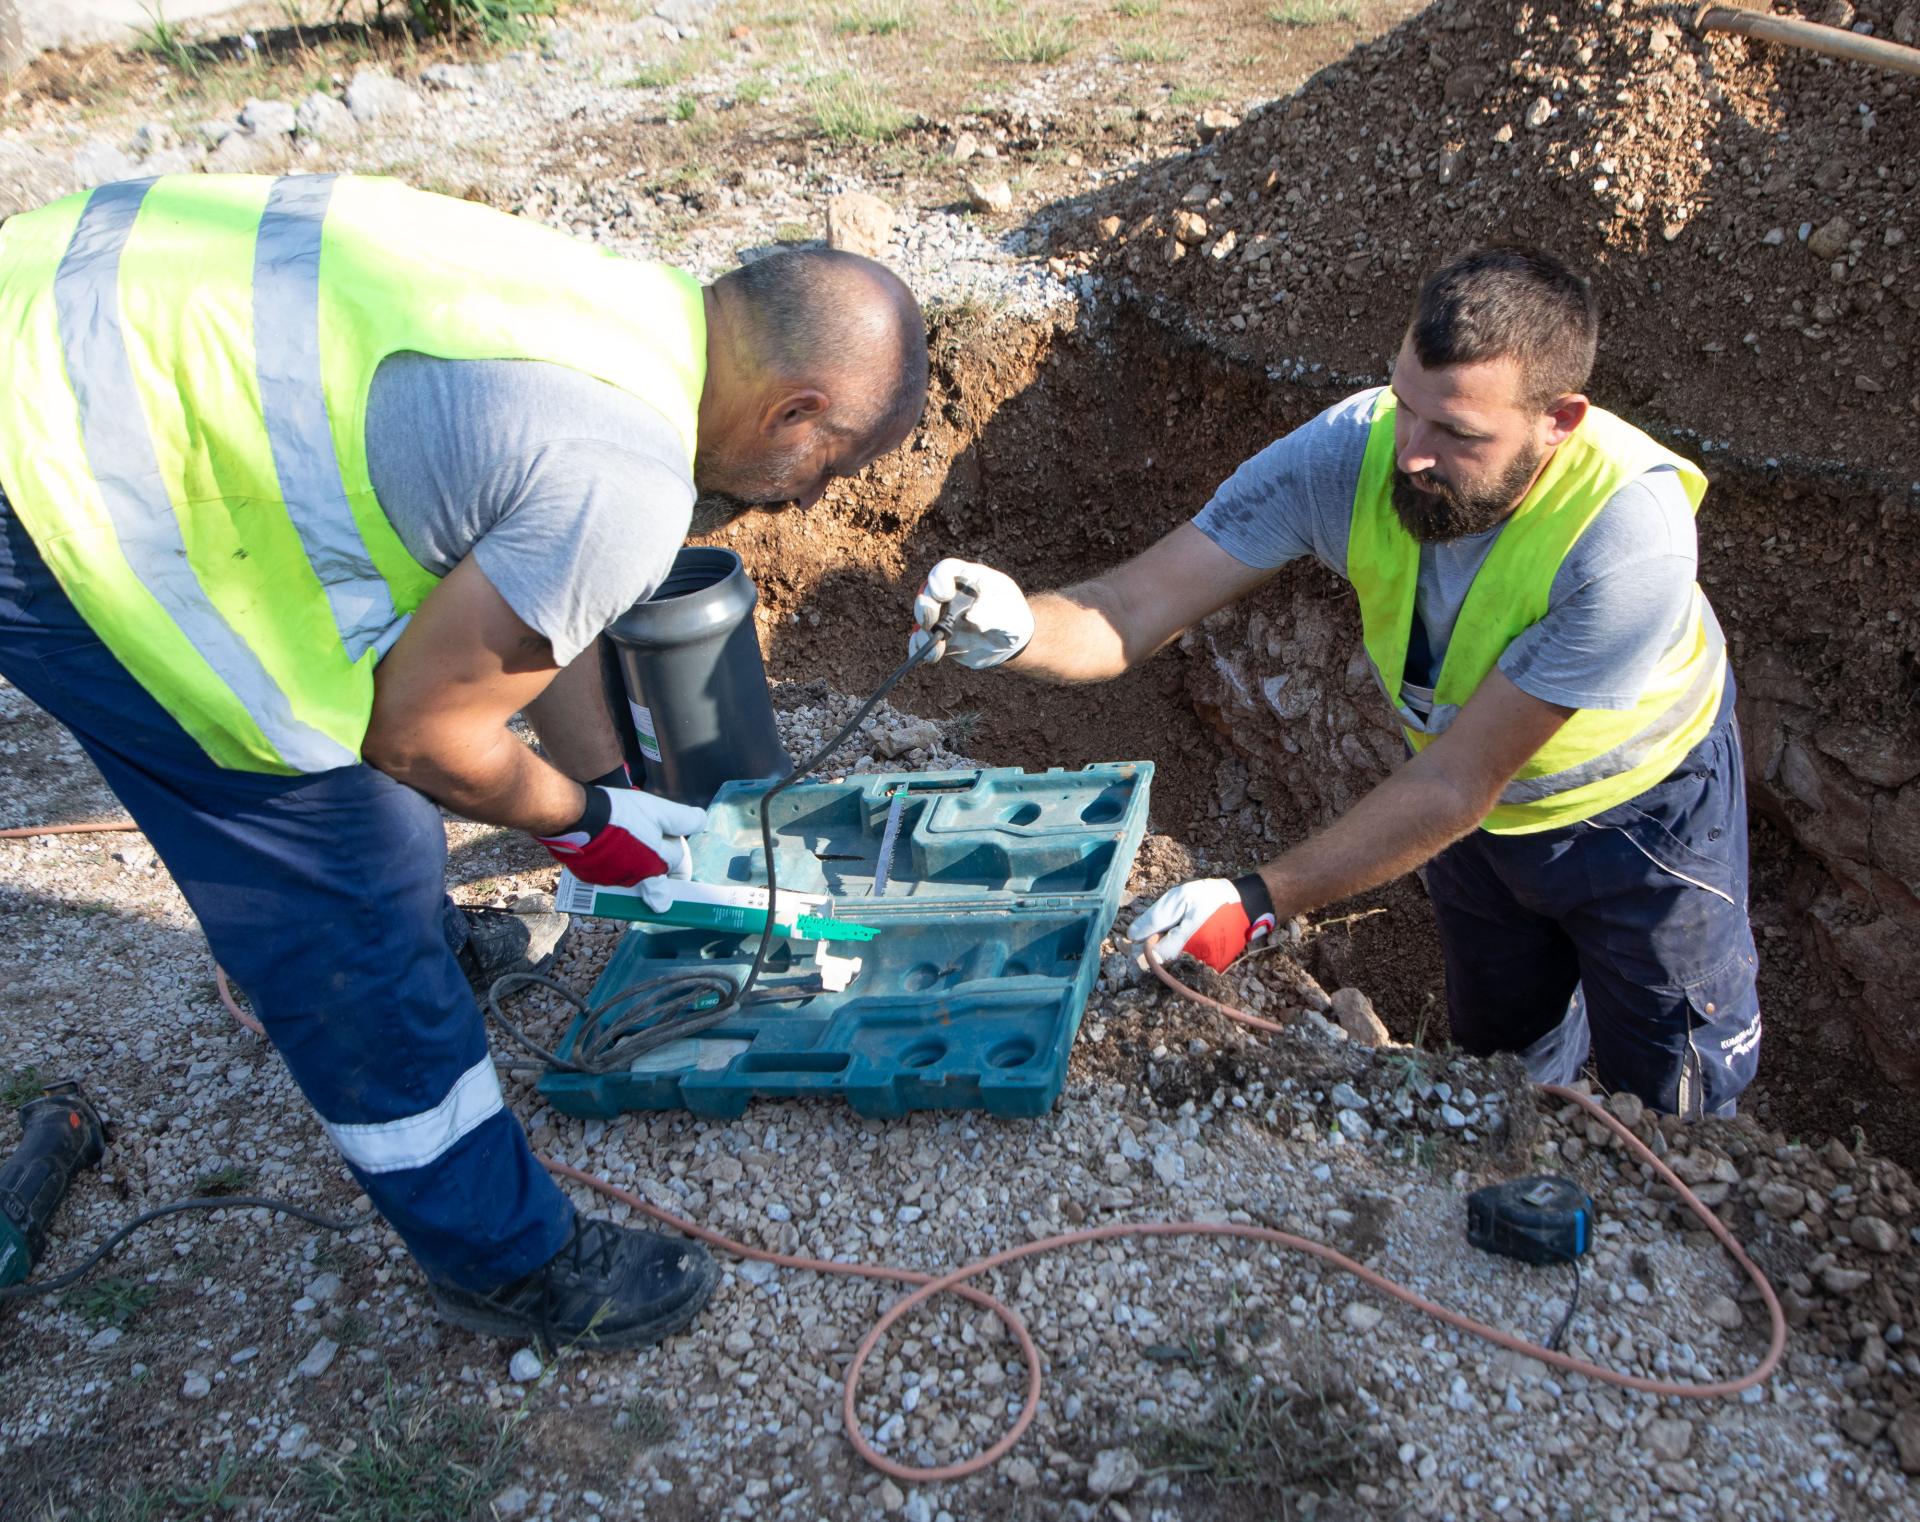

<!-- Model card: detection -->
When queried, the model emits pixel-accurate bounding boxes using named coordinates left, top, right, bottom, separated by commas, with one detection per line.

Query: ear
left=760, top=387, right=831, bottom=439
left=1542, top=393, right=1588, bottom=448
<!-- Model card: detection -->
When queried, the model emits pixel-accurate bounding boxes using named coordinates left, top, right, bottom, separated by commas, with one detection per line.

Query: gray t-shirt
left=364, top=353, right=694, bottom=667
left=1193, top=387, right=1712, bottom=723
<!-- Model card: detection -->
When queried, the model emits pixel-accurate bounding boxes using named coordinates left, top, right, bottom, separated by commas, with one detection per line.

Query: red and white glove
left=537, top=786, right=707, bottom=887
left=1126, top=874, right=1276, bottom=973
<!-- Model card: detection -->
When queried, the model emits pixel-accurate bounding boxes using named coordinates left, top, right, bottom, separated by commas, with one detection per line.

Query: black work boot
left=454, top=903, right=571, bottom=992
left=430, top=1217, right=719, bottom=1352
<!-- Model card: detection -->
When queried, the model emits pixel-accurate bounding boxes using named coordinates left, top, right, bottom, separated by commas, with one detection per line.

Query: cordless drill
left=0, top=1081, right=106, bottom=1288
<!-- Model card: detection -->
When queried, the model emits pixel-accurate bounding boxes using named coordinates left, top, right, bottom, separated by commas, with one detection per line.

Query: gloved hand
left=909, top=558, right=1035, bottom=669
left=537, top=786, right=707, bottom=887
left=1126, top=873, right=1276, bottom=973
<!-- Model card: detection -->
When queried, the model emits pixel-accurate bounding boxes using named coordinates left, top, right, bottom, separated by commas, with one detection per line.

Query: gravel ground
left=3, top=2, right=1919, bottom=1518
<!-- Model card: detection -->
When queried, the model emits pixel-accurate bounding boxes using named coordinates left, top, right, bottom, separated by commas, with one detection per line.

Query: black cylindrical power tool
left=0, top=1081, right=105, bottom=1288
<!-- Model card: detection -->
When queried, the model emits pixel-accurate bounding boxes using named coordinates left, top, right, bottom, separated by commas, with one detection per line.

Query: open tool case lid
left=537, top=762, right=1153, bottom=1119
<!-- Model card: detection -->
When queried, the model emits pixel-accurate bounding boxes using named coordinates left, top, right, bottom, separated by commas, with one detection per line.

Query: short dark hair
left=716, top=248, right=927, bottom=444
left=1407, top=246, right=1598, bottom=408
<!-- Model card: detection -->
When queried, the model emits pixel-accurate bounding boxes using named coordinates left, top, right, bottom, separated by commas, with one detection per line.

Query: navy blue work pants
left=0, top=493, right=572, bottom=1290
left=1424, top=681, right=1761, bottom=1116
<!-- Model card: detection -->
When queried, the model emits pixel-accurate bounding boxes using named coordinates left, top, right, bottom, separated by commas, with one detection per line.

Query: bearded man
left=910, top=245, right=1759, bottom=1116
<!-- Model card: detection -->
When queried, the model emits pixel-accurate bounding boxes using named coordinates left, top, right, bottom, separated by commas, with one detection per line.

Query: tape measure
left=1466, top=1174, right=1593, bottom=1266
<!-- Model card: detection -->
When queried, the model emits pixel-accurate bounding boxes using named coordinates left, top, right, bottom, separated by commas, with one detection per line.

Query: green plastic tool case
left=538, top=762, right=1153, bottom=1119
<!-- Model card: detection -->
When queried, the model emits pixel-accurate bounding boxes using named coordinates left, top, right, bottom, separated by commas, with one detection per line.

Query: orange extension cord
left=7, top=817, right=1787, bottom=1483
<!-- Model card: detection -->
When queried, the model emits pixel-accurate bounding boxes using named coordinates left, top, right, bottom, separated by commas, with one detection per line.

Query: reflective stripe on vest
left=1347, top=389, right=1724, bottom=835
left=0, top=174, right=708, bottom=773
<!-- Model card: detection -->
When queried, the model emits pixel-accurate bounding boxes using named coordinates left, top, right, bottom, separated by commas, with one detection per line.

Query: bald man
left=0, top=175, right=928, bottom=1350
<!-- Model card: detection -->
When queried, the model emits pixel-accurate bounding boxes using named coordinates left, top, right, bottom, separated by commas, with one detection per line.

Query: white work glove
left=1126, top=875, right=1275, bottom=973
left=536, top=786, right=707, bottom=887
left=909, top=558, right=1035, bottom=670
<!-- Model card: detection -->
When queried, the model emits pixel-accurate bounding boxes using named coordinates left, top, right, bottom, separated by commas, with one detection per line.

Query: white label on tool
left=629, top=701, right=663, bottom=763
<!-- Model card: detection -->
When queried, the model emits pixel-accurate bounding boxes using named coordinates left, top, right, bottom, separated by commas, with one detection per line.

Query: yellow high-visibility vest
left=1347, top=389, right=1724, bottom=833
left=0, top=174, right=707, bottom=773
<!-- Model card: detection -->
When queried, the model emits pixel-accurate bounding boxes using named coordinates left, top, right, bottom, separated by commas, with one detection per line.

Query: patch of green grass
left=1411, top=1134, right=1441, bottom=1170
left=624, top=56, right=692, bottom=89
left=1, top=1065, right=43, bottom=1107
left=672, top=93, right=699, bottom=121
left=616, top=1393, right=674, bottom=1447
left=1168, top=84, right=1215, bottom=108
left=808, top=70, right=912, bottom=141
left=944, top=710, right=985, bottom=750
left=985, top=13, right=1077, bottom=64
left=132, top=2, right=203, bottom=77
left=1118, top=35, right=1186, bottom=62
left=406, top=0, right=554, bottom=43
left=733, top=73, right=772, bottom=105
left=774, top=220, right=815, bottom=243
left=1267, top=0, right=1354, bottom=25
left=190, top=1163, right=254, bottom=1196
left=1145, top=1364, right=1373, bottom=1496
left=334, top=1308, right=375, bottom=1345
left=169, top=1453, right=248, bottom=1511
left=75, top=1484, right=168, bottom=1522
left=1113, top=0, right=1160, bottom=14
left=834, top=1, right=912, bottom=35
left=66, top=1275, right=155, bottom=1331
left=301, top=1381, right=522, bottom=1522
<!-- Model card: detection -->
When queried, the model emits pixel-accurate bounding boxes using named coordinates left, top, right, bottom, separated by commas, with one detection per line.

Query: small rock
left=1821, top=1264, right=1872, bottom=1296
left=1004, top=1457, right=1040, bottom=1488
left=493, top=1487, right=533, bottom=1520
left=1097, top=214, right=1122, bottom=239
left=295, top=92, right=356, bottom=142
left=723, top=1329, right=753, bottom=1357
left=304, top=1272, right=343, bottom=1303
left=1607, top=1091, right=1646, bottom=1130
left=1758, top=1181, right=1806, bottom=1219
left=1890, top=1412, right=1920, bottom=1474
left=1644, top=1417, right=1694, bottom=1462
left=826, top=191, right=894, bottom=260
left=346, top=69, right=421, bottom=125
left=88, top=1327, right=123, bottom=1351
left=1443, top=64, right=1492, bottom=103
left=1171, top=210, right=1208, bottom=246
left=876, top=1479, right=906, bottom=1513
left=966, top=178, right=1012, bottom=214
left=277, top=1422, right=310, bottom=1460
left=132, top=121, right=179, bottom=156
left=296, top=1338, right=338, bottom=1378
left=1197, top=108, right=1240, bottom=142
left=1342, top=1303, right=1384, bottom=1333
left=509, top=1347, right=544, bottom=1383
left=901, top=1495, right=932, bottom=1522
left=1335, top=1108, right=1373, bottom=1142
left=1524, top=96, right=1553, bottom=130
left=1151, top=1147, right=1185, bottom=1186
left=181, top=1370, right=212, bottom=1400
left=1331, top=1083, right=1369, bottom=1111
left=1087, top=1447, right=1141, bottom=1497
left=73, top=140, right=141, bottom=185
left=240, top=98, right=297, bottom=137
left=206, top=133, right=282, bottom=174
left=1840, top=1408, right=1886, bottom=1446
left=1807, top=217, right=1852, bottom=261
left=949, top=131, right=979, bottom=163
left=1849, top=1215, right=1899, bottom=1254
left=1440, top=1104, right=1469, bottom=1129
left=1703, top=1295, right=1743, bottom=1330
left=421, top=62, right=478, bottom=91
left=1330, top=987, right=1391, bottom=1046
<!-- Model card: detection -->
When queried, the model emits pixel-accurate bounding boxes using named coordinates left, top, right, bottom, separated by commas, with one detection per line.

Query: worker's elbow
left=359, top=721, right=433, bottom=785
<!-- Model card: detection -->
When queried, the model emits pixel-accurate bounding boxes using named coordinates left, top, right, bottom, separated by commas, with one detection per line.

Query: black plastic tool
left=0, top=1081, right=106, bottom=1288
left=1467, top=1174, right=1593, bottom=1266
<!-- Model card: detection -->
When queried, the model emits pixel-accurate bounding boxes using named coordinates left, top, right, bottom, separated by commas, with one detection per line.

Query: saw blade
left=871, top=789, right=907, bottom=897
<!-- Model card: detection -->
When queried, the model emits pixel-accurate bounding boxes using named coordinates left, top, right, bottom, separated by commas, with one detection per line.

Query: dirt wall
left=708, top=303, right=1920, bottom=1168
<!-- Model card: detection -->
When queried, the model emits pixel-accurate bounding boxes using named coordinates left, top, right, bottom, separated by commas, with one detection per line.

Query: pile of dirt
left=1061, top=0, right=1920, bottom=478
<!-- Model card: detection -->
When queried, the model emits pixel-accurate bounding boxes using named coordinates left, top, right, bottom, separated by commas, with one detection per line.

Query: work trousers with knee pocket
left=1423, top=678, right=1761, bottom=1116
left=0, top=490, right=573, bottom=1290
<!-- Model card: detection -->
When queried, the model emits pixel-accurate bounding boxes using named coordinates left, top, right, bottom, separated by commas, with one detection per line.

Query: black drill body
left=0, top=1081, right=106, bottom=1287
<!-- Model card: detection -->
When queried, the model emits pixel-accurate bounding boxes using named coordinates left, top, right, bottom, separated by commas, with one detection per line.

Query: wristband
left=1233, top=872, right=1277, bottom=942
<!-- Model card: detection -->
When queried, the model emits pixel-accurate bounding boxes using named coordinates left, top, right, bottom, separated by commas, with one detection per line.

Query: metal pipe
left=1694, top=3, right=1920, bottom=79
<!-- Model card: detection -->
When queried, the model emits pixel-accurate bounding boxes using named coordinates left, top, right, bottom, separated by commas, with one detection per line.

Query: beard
left=1390, top=445, right=1543, bottom=543
left=688, top=436, right=819, bottom=536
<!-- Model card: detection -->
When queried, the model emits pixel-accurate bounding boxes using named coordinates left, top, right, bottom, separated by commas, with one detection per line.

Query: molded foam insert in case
left=536, top=762, right=1153, bottom=1119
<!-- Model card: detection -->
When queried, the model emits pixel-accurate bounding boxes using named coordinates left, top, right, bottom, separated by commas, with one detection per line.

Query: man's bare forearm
left=1009, top=582, right=1153, bottom=683
left=369, top=728, right=588, bottom=837
left=1255, top=763, right=1492, bottom=923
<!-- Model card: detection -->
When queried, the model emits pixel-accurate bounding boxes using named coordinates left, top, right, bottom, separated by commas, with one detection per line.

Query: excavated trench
left=706, top=305, right=1920, bottom=1172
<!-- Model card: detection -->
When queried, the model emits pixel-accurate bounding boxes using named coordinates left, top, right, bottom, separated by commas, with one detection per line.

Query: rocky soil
left=4, top=0, right=1920, bottom=1518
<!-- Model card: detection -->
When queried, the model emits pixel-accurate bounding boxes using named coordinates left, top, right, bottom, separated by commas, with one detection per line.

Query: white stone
left=241, top=98, right=297, bottom=137
left=509, top=1347, right=544, bottom=1383
left=181, top=1370, right=212, bottom=1400
left=296, top=1338, right=338, bottom=1378
left=1343, top=1302, right=1385, bottom=1333
left=295, top=92, right=356, bottom=142
left=346, top=69, right=421, bottom=125
left=1087, top=1447, right=1141, bottom=1496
